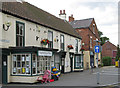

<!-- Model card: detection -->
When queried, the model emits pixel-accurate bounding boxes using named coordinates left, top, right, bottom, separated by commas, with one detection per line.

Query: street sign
left=95, top=45, right=100, bottom=53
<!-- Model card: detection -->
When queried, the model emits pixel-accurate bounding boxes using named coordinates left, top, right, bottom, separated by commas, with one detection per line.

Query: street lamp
left=94, top=39, right=101, bottom=84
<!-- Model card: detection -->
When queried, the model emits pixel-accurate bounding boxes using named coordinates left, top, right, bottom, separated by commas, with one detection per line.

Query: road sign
left=95, top=45, right=100, bottom=53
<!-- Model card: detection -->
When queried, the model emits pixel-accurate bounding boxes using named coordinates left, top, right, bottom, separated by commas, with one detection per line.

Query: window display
left=12, top=54, right=31, bottom=75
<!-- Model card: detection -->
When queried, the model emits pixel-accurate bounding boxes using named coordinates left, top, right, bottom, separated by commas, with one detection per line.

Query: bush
left=102, top=56, right=112, bottom=66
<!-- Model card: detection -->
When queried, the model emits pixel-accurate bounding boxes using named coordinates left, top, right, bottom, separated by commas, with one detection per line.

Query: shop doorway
left=70, top=57, right=73, bottom=72
left=90, top=55, right=94, bottom=68
left=2, top=55, right=7, bottom=84
left=61, top=58, right=64, bottom=73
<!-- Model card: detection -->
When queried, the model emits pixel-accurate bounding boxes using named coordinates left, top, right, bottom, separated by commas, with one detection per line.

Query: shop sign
left=38, top=51, right=52, bottom=56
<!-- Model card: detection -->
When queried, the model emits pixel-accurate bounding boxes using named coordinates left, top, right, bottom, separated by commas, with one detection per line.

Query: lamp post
left=94, top=39, right=101, bottom=84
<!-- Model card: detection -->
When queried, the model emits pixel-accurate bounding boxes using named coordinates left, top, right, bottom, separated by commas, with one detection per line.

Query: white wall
left=0, top=12, right=82, bottom=53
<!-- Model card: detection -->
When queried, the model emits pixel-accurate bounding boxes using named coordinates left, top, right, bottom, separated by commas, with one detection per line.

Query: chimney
left=60, top=10, right=62, bottom=15
left=69, top=14, right=74, bottom=22
left=59, top=10, right=66, bottom=20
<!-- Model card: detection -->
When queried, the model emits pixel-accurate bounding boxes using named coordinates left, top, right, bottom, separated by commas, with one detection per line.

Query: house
left=0, top=1, right=83, bottom=84
left=69, top=15, right=101, bottom=69
left=102, top=41, right=117, bottom=65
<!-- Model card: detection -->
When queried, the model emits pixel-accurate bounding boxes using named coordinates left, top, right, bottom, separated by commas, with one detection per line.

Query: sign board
left=38, top=51, right=52, bottom=56
left=95, top=45, right=100, bottom=53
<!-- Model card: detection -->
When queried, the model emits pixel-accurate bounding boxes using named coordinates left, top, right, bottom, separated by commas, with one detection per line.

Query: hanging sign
left=38, top=51, right=52, bottom=56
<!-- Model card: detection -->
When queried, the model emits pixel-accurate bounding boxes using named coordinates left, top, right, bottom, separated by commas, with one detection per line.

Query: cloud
left=24, top=0, right=118, bottom=45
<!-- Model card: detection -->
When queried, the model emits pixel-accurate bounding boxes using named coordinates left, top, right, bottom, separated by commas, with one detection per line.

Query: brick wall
left=102, top=41, right=117, bottom=58
left=75, top=20, right=100, bottom=51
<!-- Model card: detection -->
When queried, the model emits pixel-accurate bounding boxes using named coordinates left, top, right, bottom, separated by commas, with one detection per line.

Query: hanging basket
left=41, top=39, right=49, bottom=45
left=67, top=45, right=73, bottom=49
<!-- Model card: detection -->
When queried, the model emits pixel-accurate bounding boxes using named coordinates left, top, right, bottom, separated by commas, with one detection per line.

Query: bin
left=115, top=61, right=118, bottom=67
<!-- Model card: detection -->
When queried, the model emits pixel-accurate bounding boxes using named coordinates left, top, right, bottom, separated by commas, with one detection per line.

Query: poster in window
left=26, top=61, right=29, bottom=67
left=17, top=68, right=21, bottom=74
left=22, top=68, right=25, bottom=73
left=26, top=68, right=29, bottom=73
left=13, top=56, right=17, bottom=61
left=13, top=68, right=16, bottom=72
left=22, top=56, right=25, bottom=61
left=33, top=62, right=36, bottom=67
left=26, top=55, right=30, bottom=61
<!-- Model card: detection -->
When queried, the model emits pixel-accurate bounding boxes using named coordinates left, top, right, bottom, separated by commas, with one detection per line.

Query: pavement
left=2, top=66, right=120, bottom=88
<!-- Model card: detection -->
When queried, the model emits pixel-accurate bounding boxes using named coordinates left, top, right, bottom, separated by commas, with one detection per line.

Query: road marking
left=99, top=82, right=120, bottom=87
left=93, top=72, right=120, bottom=75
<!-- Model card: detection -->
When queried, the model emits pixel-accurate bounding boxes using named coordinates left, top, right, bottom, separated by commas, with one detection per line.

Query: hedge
left=102, top=56, right=112, bottom=66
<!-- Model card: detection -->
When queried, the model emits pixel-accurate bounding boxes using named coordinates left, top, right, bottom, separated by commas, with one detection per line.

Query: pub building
left=0, top=1, right=83, bottom=84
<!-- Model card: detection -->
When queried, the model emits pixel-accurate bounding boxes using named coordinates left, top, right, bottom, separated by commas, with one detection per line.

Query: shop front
left=90, top=51, right=94, bottom=68
left=74, top=54, right=84, bottom=71
left=2, top=46, right=58, bottom=84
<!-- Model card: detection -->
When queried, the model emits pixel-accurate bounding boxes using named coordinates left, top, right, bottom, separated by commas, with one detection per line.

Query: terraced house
left=69, top=15, right=101, bottom=69
left=0, top=1, right=83, bottom=84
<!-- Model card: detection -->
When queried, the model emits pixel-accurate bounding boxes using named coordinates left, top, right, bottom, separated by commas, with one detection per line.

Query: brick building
left=69, top=15, right=101, bottom=69
left=102, top=41, right=117, bottom=65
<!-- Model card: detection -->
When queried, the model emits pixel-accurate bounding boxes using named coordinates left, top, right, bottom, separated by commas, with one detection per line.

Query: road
left=2, top=66, right=120, bottom=88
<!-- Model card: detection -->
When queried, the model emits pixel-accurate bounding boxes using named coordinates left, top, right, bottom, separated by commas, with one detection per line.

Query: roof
left=70, top=18, right=93, bottom=29
left=1, top=1, right=81, bottom=39
left=102, top=41, right=117, bottom=48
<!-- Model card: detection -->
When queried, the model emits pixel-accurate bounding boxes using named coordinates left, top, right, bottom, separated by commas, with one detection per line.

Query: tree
left=116, top=44, right=120, bottom=61
left=98, top=30, right=109, bottom=46
left=100, top=37, right=109, bottom=46
left=98, top=30, right=103, bottom=37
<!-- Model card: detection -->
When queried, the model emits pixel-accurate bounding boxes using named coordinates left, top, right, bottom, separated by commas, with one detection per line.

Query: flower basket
left=80, top=47, right=85, bottom=51
left=67, top=45, right=73, bottom=49
left=41, top=39, right=49, bottom=45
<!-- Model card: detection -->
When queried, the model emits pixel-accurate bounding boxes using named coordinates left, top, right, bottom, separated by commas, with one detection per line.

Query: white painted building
left=0, top=1, right=83, bottom=84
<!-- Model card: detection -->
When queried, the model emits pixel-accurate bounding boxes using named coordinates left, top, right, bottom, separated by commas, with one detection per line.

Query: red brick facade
left=102, top=41, right=117, bottom=58
left=76, top=19, right=100, bottom=51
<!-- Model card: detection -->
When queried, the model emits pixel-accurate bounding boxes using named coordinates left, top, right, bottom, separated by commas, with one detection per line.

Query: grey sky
left=24, top=0, right=118, bottom=45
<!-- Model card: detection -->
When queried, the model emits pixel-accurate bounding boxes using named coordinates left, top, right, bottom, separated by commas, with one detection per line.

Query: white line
left=93, top=72, right=120, bottom=75
left=99, top=82, right=120, bottom=87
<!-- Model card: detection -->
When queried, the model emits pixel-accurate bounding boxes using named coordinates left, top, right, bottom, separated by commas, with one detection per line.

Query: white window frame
left=12, top=54, right=31, bottom=75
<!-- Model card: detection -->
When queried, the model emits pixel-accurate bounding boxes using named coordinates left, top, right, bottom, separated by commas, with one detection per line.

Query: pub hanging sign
left=38, top=50, right=52, bottom=56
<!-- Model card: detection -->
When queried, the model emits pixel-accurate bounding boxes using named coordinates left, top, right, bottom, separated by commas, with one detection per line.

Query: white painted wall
left=0, top=12, right=82, bottom=53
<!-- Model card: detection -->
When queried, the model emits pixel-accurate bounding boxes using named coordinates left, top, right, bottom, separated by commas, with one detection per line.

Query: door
left=90, top=55, right=94, bottom=68
left=61, top=58, right=64, bottom=73
left=70, top=57, right=73, bottom=72
left=2, top=55, right=7, bottom=84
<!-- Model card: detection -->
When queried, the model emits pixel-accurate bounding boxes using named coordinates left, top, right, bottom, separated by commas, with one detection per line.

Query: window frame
left=16, top=21, right=25, bottom=47
left=12, top=53, right=31, bottom=76
left=74, top=55, right=83, bottom=69
left=75, top=39, right=78, bottom=53
left=60, top=34, right=64, bottom=51
left=90, top=37, right=92, bottom=48
left=48, top=30, right=53, bottom=48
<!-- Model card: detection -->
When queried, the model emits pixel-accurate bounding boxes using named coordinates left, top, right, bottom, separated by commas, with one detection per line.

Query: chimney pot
left=69, top=14, right=74, bottom=22
left=63, top=10, right=65, bottom=14
left=60, top=10, right=62, bottom=14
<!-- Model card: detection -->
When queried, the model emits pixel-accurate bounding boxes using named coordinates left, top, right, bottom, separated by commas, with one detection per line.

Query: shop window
left=32, top=54, right=37, bottom=74
left=54, top=54, right=60, bottom=71
left=12, top=54, right=31, bottom=75
left=37, top=56, right=50, bottom=74
left=74, top=56, right=83, bottom=69
left=60, top=35, right=64, bottom=51
left=75, top=39, right=78, bottom=53
left=48, top=31, right=53, bottom=48
left=16, top=21, right=25, bottom=47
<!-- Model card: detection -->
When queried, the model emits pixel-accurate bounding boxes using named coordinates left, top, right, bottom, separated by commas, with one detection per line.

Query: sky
left=24, top=0, right=119, bottom=46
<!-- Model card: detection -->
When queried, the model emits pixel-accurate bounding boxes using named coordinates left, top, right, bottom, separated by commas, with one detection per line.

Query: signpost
left=94, top=40, right=101, bottom=84
left=95, top=46, right=100, bottom=53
